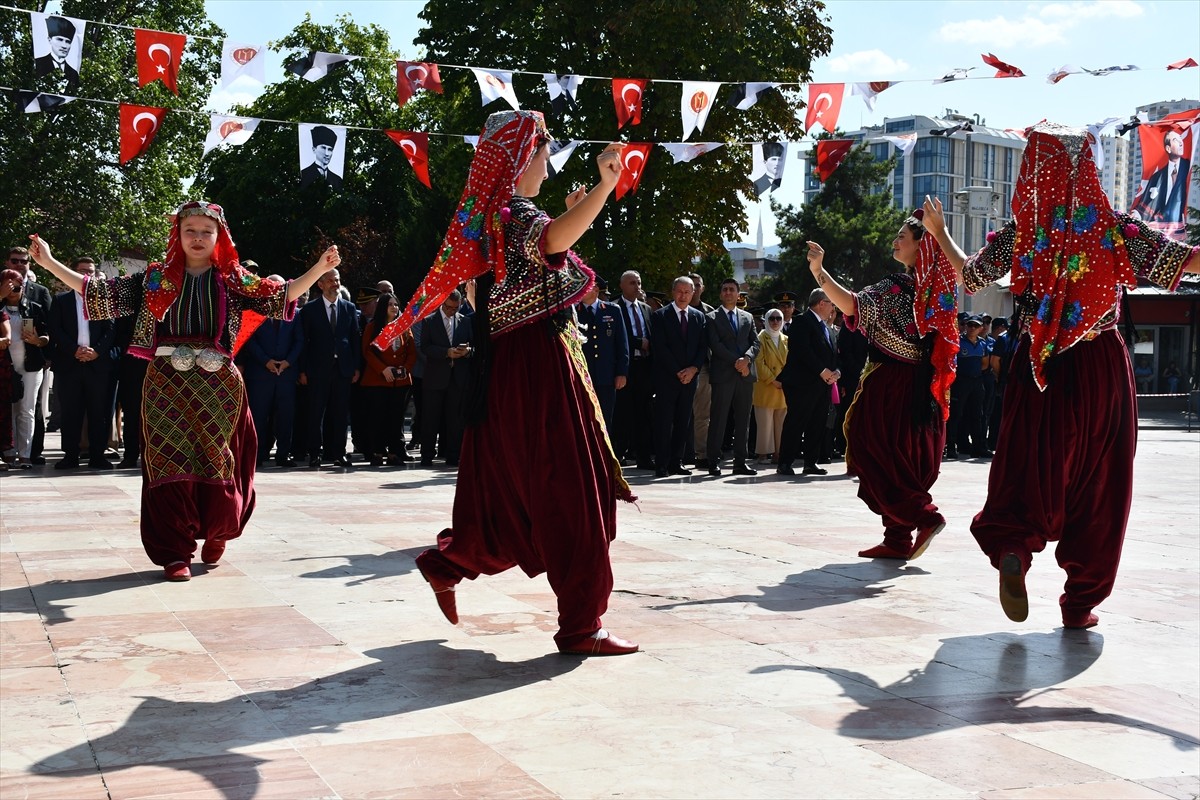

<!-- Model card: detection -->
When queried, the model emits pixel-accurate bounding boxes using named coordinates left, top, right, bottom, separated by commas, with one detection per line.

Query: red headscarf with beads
left=911, top=215, right=960, bottom=421
left=374, top=110, right=550, bottom=349
left=1010, top=123, right=1136, bottom=390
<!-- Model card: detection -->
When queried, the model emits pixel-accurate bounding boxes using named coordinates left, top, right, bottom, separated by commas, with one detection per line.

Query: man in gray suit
left=705, top=279, right=760, bottom=476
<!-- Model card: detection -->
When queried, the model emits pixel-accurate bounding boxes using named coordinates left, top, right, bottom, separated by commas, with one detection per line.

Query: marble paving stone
left=0, top=428, right=1196, bottom=798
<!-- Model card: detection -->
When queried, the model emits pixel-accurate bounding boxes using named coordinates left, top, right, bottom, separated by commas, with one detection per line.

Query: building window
left=885, top=119, right=915, bottom=133
left=913, top=137, right=950, bottom=174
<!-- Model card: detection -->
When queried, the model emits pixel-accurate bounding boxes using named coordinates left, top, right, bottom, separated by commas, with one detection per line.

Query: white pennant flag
left=934, top=67, right=973, bottom=84
left=659, top=142, right=724, bottom=164
left=881, top=133, right=917, bottom=156
left=463, top=135, right=479, bottom=149
left=729, top=82, right=780, bottom=111
left=543, top=74, right=583, bottom=113
left=203, top=115, right=261, bottom=157
left=286, top=51, right=360, bottom=82
left=1084, top=64, right=1140, bottom=77
left=471, top=68, right=520, bottom=110
left=547, top=140, right=580, bottom=178
left=220, top=41, right=266, bottom=88
left=1046, top=64, right=1083, bottom=84
left=680, top=81, right=722, bottom=140
left=850, top=81, right=893, bottom=112
left=1085, top=117, right=1121, bottom=172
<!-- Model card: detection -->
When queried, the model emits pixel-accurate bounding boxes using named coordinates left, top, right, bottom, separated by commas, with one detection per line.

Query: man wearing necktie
left=1131, top=129, right=1190, bottom=225
left=649, top=276, right=707, bottom=477
left=576, top=278, right=629, bottom=434
left=705, top=279, right=760, bottom=477
left=613, top=270, right=655, bottom=470
left=299, top=268, right=360, bottom=469
left=776, top=288, right=839, bottom=476
left=418, top=289, right=473, bottom=467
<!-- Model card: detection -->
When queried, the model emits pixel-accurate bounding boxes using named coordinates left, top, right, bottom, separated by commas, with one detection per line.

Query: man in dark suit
left=613, top=269, right=654, bottom=470
left=649, top=276, right=707, bottom=477
left=8, top=247, right=53, bottom=465
left=299, top=125, right=344, bottom=190
left=418, top=289, right=473, bottom=467
left=47, top=257, right=118, bottom=470
left=1131, top=130, right=1190, bottom=224
left=33, top=16, right=80, bottom=91
left=705, top=278, right=760, bottom=476
left=299, top=268, right=360, bottom=469
left=776, top=288, right=839, bottom=476
left=243, top=272, right=304, bottom=468
left=576, top=277, right=629, bottom=434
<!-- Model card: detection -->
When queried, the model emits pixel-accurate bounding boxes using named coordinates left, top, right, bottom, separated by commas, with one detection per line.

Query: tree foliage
left=765, top=143, right=907, bottom=302
left=415, top=0, right=833, bottom=294
left=0, top=0, right=221, bottom=270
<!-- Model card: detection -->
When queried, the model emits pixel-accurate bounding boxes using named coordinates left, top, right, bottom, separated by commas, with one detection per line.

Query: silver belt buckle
left=169, top=345, right=197, bottom=371
left=195, top=348, right=226, bottom=373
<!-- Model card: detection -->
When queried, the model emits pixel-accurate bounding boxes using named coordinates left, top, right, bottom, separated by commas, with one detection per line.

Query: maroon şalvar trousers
left=844, top=359, right=946, bottom=550
left=971, top=330, right=1137, bottom=619
left=139, top=357, right=257, bottom=566
left=415, top=323, right=625, bottom=648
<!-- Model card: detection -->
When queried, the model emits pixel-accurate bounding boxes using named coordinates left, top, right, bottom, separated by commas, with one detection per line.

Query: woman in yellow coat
left=753, top=309, right=788, bottom=463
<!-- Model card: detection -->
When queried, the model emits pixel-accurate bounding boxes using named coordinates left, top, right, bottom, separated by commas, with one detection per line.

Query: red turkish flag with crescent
left=615, top=143, right=652, bottom=199
left=119, top=104, right=168, bottom=165
left=135, top=29, right=185, bottom=94
left=804, top=83, right=846, bottom=134
left=396, top=61, right=443, bottom=108
left=981, top=52, right=1025, bottom=78
left=814, top=139, right=854, bottom=182
left=612, top=78, right=648, bottom=128
left=386, top=130, right=431, bottom=188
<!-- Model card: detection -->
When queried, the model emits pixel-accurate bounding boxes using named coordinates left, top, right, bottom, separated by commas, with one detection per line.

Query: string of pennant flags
left=7, top=4, right=1198, bottom=196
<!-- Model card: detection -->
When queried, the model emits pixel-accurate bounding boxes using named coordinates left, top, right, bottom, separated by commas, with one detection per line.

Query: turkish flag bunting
left=981, top=53, right=1025, bottom=78
left=136, top=28, right=185, bottom=94
left=804, top=83, right=845, bottom=134
left=814, top=139, right=854, bottom=182
left=612, top=79, right=647, bottom=128
left=1167, top=58, right=1198, bottom=70
left=386, top=130, right=431, bottom=188
left=119, top=104, right=168, bottom=165
left=396, top=61, right=443, bottom=108
left=615, top=143, right=652, bottom=199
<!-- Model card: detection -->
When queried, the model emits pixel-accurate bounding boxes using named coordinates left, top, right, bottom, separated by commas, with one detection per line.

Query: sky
left=198, top=0, right=1200, bottom=245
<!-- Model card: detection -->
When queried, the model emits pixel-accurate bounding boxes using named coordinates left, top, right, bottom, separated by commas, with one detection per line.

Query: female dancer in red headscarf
left=946, top=123, right=1200, bottom=628
left=374, top=110, right=638, bottom=656
left=29, top=203, right=338, bottom=581
left=804, top=199, right=962, bottom=561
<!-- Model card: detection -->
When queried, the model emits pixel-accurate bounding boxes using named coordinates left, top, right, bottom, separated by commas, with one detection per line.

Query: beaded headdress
left=375, top=110, right=550, bottom=348
left=1010, top=123, right=1136, bottom=389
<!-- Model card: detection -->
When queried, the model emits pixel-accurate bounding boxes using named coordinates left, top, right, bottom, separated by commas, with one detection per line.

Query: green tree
left=767, top=142, right=906, bottom=301
left=0, top=0, right=222, bottom=270
left=415, top=0, right=833, bottom=294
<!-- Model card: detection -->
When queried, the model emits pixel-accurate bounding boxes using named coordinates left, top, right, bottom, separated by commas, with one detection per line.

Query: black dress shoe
left=636, top=462, right=657, bottom=471
left=88, top=459, right=115, bottom=470
left=308, top=457, right=321, bottom=469
left=117, top=458, right=139, bottom=469
left=275, top=457, right=297, bottom=468
left=669, top=466, right=693, bottom=476
left=654, top=468, right=669, bottom=478
left=30, top=455, right=46, bottom=466
left=802, top=466, right=828, bottom=476
left=420, top=458, right=434, bottom=467
left=776, top=465, right=796, bottom=476
left=694, top=458, right=709, bottom=469
left=733, top=464, right=758, bottom=476
left=707, top=467, right=721, bottom=477
left=332, top=456, right=353, bottom=468
left=54, top=458, right=81, bottom=471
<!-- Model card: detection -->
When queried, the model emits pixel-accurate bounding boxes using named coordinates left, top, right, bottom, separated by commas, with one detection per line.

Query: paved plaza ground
left=1, top=422, right=1197, bottom=799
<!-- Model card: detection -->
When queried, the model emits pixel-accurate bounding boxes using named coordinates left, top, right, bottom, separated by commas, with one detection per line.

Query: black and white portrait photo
left=751, top=142, right=787, bottom=196
left=31, top=13, right=85, bottom=91
left=298, top=124, right=346, bottom=191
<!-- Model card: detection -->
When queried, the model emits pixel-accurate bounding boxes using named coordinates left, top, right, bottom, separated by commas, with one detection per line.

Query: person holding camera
left=361, top=292, right=416, bottom=467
